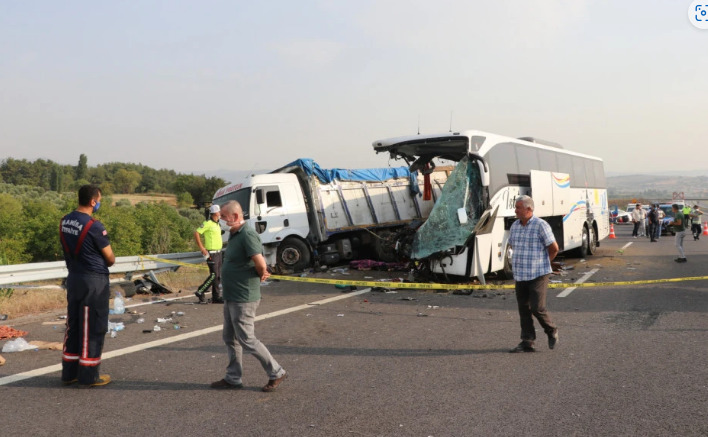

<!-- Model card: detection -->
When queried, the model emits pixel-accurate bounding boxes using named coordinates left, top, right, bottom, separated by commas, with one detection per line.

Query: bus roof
left=372, top=129, right=603, bottom=163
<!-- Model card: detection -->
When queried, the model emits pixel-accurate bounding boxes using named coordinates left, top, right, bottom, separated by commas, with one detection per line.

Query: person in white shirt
left=631, top=203, right=645, bottom=238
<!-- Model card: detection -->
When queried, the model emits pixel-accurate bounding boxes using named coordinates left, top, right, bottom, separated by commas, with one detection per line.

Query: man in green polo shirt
left=209, top=200, right=287, bottom=392
left=194, top=204, right=224, bottom=303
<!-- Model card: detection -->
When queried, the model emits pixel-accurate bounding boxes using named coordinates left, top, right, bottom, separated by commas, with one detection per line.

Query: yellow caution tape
left=138, top=255, right=708, bottom=290
left=139, top=255, right=209, bottom=271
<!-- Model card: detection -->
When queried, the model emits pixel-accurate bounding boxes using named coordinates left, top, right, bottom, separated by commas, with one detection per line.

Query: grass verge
left=0, top=268, right=208, bottom=320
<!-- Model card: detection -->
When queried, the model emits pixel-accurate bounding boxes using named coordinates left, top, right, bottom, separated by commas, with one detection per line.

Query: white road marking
left=556, top=268, right=599, bottom=298
left=0, top=288, right=371, bottom=386
left=620, top=242, right=633, bottom=250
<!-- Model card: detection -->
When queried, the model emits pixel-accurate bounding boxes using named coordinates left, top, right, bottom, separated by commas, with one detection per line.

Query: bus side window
left=515, top=144, right=540, bottom=176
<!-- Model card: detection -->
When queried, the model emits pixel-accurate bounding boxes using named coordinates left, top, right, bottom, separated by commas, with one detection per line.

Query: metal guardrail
left=0, top=252, right=205, bottom=287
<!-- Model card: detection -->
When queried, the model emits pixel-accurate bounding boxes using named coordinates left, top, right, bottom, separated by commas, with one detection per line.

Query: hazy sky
left=2, top=1, right=707, bottom=177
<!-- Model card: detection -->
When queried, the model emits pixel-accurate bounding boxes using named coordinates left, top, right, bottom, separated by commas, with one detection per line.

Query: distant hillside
left=607, top=174, right=708, bottom=200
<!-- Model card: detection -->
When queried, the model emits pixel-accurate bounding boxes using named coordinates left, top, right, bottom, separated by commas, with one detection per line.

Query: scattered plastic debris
left=107, top=321, right=125, bottom=333
left=2, top=337, right=38, bottom=352
left=156, top=317, right=173, bottom=323
left=153, top=325, right=162, bottom=332
left=136, top=318, right=145, bottom=324
left=400, top=297, right=416, bottom=301
left=337, top=314, right=344, bottom=317
left=427, top=305, right=440, bottom=309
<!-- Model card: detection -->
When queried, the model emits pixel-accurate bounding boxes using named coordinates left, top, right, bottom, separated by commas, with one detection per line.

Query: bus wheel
left=277, top=238, right=311, bottom=272
left=587, top=227, right=598, bottom=256
left=501, top=244, right=513, bottom=279
left=573, top=226, right=590, bottom=258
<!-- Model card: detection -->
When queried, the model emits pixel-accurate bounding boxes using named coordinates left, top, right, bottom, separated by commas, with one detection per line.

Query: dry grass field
left=110, top=193, right=178, bottom=206
left=0, top=268, right=207, bottom=320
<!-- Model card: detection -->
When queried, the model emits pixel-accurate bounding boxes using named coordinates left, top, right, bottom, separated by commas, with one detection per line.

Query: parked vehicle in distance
left=612, top=209, right=631, bottom=224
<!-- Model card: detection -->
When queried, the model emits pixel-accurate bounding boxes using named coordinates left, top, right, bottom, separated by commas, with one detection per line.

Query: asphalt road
left=1, top=223, right=707, bottom=437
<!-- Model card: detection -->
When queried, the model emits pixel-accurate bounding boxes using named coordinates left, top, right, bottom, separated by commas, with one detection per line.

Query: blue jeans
left=222, top=300, right=285, bottom=385
left=675, top=231, right=686, bottom=258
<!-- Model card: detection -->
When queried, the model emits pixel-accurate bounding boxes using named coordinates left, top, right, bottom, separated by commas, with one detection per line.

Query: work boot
left=79, top=374, right=111, bottom=389
left=509, top=342, right=535, bottom=353
left=262, top=372, right=288, bottom=392
left=194, top=291, right=206, bottom=303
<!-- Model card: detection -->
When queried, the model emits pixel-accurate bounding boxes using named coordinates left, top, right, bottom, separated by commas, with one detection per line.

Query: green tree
left=134, top=203, right=193, bottom=254
left=0, top=193, right=30, bottom=263
left=113, top=169, right=142, bottom=194
left=99, top=205, right=143, bottom=256
left=76, top=154, right=88, bottom=181
left=50, top=165, right=64, bottom=192
left=176, top=191, right=194, bottom=208
left=23, top=200, right=64, bottom=262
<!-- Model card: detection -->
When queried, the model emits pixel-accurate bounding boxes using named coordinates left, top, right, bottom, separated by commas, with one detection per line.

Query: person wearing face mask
left=59, top=184, right=115, bottom=388
left=209, top=200, right=287, bottom=392
left=194, top=204, right=225, bottom=304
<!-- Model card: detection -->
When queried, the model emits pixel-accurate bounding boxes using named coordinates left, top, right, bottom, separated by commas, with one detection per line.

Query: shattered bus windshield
left=411, top=156, right=485, bottom=259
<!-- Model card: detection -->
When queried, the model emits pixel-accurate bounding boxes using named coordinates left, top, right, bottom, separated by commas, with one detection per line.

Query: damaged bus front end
left=373, top=132, right=493, bottom=283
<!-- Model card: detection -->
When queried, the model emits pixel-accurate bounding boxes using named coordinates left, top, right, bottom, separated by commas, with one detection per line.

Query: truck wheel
left=501, top=244, right=513, bottom=279
left=374, top=229, right=397, bottom=262
left=277, top=238, right=311, bottom=272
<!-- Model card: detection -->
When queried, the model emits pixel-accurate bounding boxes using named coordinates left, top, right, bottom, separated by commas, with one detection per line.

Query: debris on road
left=28, top=340, right=62, bottom=350
left=0, top=326, right=29, bottom=340
left=2, top=337, right=38, bottom=352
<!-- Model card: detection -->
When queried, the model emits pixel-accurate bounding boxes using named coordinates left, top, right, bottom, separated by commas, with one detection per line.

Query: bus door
left=530, top=170, right=569, bottom=248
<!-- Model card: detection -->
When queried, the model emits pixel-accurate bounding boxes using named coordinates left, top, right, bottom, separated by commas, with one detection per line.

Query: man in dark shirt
left=59, top=185, right=115, bottom=388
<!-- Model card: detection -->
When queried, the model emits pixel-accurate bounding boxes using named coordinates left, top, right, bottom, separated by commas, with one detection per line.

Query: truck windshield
left=214, top=188, right=252, bottom=219
left=411, top=156, right=485, bottom=259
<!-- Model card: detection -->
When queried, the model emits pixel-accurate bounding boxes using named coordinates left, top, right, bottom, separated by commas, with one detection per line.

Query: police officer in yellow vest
left=194, top=204, right=224, bottom=303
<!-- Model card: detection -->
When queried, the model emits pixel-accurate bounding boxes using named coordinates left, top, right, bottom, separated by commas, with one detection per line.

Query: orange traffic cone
left=703, top=222, right=708, bottom=236
left=609, top=223, right=617, bottom=239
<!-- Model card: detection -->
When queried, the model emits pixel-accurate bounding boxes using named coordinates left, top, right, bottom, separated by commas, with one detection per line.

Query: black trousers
left=632, top=222, right=640, bottom=236
left=62, top=272, right=110, bottom=384
left=197, top=251, right=223, bottom=299
left=515, top=274, right=557, bottom=345
left=692, top=223, right=702, bottom=239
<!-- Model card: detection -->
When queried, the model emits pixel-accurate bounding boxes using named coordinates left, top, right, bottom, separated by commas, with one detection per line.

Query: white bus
left=372, top=129, right=609, bottom=283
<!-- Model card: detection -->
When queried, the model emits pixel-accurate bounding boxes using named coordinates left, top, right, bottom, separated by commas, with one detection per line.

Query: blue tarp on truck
left=276, top=158, right=412, bottom=184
